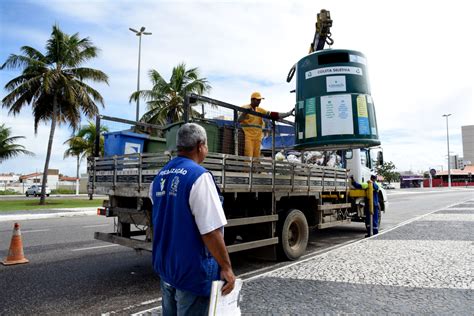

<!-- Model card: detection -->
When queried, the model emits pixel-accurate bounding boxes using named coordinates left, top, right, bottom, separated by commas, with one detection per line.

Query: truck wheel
left=278, top=209, right=309, bottom=261
left=26, top=192, right=29, bottom=197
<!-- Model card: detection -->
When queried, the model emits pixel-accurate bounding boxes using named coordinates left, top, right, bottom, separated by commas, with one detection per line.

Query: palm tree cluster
left=2, top=24, right=212, bottom=203
left=1, top=25, right=108, bottom=204
left=130, top=63, right=211, bottom=125
left=0, top=124, right=34, bottom=163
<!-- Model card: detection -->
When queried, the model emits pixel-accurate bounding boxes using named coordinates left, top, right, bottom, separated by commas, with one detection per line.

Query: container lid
left=104, top=130, right=150, bottom=139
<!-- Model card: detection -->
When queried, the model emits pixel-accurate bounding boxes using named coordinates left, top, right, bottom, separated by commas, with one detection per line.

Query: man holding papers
left=150, top=123, right=235, bottom=315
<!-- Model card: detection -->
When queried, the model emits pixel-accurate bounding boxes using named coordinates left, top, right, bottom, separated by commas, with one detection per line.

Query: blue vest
left=151, top=156, right=220, bottom=297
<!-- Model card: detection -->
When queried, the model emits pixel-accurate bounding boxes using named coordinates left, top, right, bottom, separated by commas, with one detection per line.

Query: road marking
left=82, top=224, right=110, bottom=228
left=129, top=300, right=162, bottom=316
left=102, top=298, right=161, bottom=315
left=22, top=229, right=51, bottom=233
left=72, top=244, right=119, bottom=252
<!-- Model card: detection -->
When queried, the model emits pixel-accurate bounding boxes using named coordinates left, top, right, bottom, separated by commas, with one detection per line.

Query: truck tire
left=278, top=209, right=309, bottom=261
left=26, top=192, right=29, bottom=197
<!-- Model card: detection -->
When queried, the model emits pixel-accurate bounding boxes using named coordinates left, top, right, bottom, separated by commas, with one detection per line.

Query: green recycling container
left=164, top=120, right=220, bottom=152
left=294, top=49, right=380, bottom=150
left=144, top=136, right=167, bottom=153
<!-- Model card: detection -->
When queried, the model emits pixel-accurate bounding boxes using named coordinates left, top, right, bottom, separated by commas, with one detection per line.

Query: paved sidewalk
left=240, top=199, right=474, bottom=315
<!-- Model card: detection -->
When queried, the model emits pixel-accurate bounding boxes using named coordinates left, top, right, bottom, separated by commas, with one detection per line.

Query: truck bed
left=89, top=152, right=349, bottom=197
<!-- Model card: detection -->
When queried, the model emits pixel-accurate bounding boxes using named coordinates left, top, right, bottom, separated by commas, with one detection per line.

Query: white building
left=462, top=125, right=474, bottom=166
left=449, top=155, right=465, bottom=170
left=0, top=173, right=19, bottom=184
left=19, top=169, right=60, bottom=189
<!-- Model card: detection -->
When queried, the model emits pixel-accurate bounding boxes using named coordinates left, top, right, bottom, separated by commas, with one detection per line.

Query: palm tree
left=63, top=136, right=86, bottom=195
left=64, top=122, right=108, bottom=195
left=1, top=25, right=108, bottom=204
left=130, top=63, right=211, bottom=125
left=0, top=123, right=34, bottom=163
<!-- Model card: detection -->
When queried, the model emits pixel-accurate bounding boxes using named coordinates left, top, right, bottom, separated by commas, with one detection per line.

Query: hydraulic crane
left=287, top=9, right=334, bottom=82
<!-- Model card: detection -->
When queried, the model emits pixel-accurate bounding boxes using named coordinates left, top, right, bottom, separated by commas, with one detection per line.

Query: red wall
left=423, top=179, right=474, bottom=187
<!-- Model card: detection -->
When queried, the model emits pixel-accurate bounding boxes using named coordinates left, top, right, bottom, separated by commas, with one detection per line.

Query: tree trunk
left=39, top=97, right=58, bottom=205
left=76, top=155, right=80, bottom=195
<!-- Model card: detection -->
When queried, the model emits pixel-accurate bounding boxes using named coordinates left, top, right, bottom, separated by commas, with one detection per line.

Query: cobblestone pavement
left=240, top=200, right=474, bottom=315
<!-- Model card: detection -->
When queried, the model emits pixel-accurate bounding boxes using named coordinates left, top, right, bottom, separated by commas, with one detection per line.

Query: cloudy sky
left=1, top=0, right=472, bottom=177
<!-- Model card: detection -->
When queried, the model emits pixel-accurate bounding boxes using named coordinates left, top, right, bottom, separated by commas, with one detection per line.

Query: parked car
left=25, top=185, right=51, bottom=197
left=382, top=183, right=395, bottom=190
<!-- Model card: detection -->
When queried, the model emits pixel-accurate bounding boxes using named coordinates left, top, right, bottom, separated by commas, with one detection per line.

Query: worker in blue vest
left=351, top=174, right=380, bottom=237
left=150, top=123, right=235, bottom=315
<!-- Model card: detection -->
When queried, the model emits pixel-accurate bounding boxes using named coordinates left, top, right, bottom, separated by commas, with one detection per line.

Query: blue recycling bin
left=104, top=131, right=149, bottom=157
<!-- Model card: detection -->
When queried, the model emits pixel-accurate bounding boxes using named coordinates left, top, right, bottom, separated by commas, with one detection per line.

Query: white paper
left=320, top=95, right=354, bottom=136
left=326, top=75, right=346, bottom=92
left=208, top=279, right=243, bottom=316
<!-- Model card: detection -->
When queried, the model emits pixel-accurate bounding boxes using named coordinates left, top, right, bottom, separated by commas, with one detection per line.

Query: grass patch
left=51, top=188, right=76, bottom=194
left=0, top=198, right=104, bottom=212
left=0, top=189, right=22, bottom=195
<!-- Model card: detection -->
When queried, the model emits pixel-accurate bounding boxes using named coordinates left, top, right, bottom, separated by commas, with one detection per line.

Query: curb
left=0, top=208, right=98, bottom=222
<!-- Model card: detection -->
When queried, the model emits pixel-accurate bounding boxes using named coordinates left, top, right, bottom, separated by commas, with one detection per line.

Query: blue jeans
left=365, top=203, right=379, bottom=235
left=161, top=280, right=209, bottom=316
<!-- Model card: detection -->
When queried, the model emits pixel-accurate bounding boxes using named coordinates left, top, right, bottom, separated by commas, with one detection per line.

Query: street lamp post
left=129, top=26, right=152, bottom=122
left=442, top=114, right=452, bottom=188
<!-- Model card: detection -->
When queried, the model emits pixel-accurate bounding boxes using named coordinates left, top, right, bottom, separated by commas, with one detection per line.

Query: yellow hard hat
left=250, top=92, right=264, bottom=100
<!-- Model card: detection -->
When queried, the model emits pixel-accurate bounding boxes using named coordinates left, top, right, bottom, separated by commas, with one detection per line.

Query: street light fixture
left=129, top=26, right=152, bottom=122
left=442, top=113, right=452, bottom=188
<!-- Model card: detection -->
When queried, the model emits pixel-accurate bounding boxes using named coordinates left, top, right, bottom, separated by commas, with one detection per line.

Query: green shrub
left=51, top=188, right=75, bottom=194
left=0, top=189, right=21, bottom=195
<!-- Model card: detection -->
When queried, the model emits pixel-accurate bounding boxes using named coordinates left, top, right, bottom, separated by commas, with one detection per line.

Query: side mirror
left=377, top=151, right=384, bottom=165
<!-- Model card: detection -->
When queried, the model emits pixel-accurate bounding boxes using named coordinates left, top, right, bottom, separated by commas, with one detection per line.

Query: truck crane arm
left=309, top=9, right=333, bottom=53
left=287, top=9, right=334, bottom=83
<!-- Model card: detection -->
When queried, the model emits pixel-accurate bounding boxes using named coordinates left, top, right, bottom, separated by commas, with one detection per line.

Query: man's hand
left=279, top=108, right=295, bottom=119
left=220, top=267, right=236, bottom=295
left=201, top=228, right=235, bottom=295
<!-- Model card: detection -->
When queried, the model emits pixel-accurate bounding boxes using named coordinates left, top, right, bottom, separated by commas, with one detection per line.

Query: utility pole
left=442, top=114, right=452, bottom=188
left=129, top=26, right=152, bottom=122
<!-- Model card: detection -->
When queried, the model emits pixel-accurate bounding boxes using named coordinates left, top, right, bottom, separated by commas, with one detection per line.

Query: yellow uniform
left=240, top=104, right=269, bottom=157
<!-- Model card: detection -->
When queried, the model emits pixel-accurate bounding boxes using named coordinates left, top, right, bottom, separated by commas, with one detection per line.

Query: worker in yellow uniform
left=238, top=92, right=293, bottom=158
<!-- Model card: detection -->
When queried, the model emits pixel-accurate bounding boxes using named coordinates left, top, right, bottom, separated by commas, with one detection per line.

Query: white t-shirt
left=149, top=172, right=227, bottom=235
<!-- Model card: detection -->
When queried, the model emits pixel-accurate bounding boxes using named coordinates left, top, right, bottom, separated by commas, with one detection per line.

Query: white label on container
left=298, top=132, right=304, bottom=139
left=326, top=76, right=346, bottom=92
left=366, top=95, right=373, bottom=104
left=320, top=95, right=354, bottom=136
left=124, top=142, right=141, bottom=154
left=349, top=54, right=367, bottom=65
left=306, top=66, right=362, bottom=79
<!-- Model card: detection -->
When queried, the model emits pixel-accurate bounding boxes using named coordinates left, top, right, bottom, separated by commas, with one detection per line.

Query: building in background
left=0, top=173, right=19, bottom=184
left=399, top=171, right=424, bottom=188
left=19, top=169, right=60, bottom=188
left=426, top=165, right=474, bottom=187
left=449, top=155, right=465, bottom=170
left=462, top=125, right=474, bottom=166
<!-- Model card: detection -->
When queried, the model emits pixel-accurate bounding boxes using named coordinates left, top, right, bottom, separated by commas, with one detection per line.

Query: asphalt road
left=0, top=187, right=472, bottom=315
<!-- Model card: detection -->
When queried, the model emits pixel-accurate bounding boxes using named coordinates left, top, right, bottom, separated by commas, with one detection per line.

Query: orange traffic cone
left=2, top=222, right=29, bottom=266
